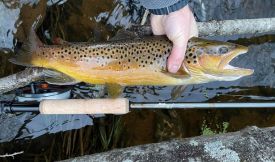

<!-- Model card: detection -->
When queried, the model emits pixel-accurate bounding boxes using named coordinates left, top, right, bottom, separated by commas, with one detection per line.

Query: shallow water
left=0, top=0, right=275, bottom=161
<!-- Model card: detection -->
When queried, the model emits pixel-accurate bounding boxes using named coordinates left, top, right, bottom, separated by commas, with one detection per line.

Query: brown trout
left=10, top=30, right=253, bottom=86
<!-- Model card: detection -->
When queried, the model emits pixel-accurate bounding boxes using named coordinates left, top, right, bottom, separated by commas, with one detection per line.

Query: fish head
left=182, top=37, right=254, bottom=82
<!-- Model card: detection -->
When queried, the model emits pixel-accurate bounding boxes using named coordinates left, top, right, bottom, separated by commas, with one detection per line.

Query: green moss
left=201, top=121, right=229, bottom=136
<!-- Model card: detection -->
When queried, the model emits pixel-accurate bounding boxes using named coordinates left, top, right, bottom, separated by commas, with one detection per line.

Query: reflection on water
left=0, top=0, right=275, bottom=161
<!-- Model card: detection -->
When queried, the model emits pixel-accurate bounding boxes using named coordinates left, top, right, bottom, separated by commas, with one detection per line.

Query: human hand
left=150, top=5, right=198, bottom=73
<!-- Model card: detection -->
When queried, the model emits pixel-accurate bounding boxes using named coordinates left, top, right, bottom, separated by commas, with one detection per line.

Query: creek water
left=0, top=0, right=275, bottom=161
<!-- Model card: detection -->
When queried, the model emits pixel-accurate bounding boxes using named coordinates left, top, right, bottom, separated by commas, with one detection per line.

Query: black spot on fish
left=219, top=47, right=229, bottom=54
left=207, top=49, right=213, bottom=54
left=189, top=53, right=193, bottom=57
left=187, top=61, right=191, bottom=64
left=194, top=60, right=197, bottom=64
left=193, top=55, right=197, bottom=59
left=196, top=50, right=202, bottom=55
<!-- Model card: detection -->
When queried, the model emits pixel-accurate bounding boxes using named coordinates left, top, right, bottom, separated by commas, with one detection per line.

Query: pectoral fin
left=171, top=85, right=188, bottom=100
left=106, top=83, right=124, bottom=98
left=161, top=68, right=190, bottom=79
left=43, top=69, right=80, bottom=85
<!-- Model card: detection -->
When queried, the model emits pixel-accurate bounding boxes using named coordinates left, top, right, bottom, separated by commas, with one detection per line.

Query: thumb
left=167, top=38, right=188, bottom=73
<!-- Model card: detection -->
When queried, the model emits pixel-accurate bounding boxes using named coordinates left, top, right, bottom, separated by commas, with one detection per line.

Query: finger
left=189, top=16, right=199, bottom=37
left=167, top=39, right=188, bottom=73
left=150, top=15, right=166, bottom=35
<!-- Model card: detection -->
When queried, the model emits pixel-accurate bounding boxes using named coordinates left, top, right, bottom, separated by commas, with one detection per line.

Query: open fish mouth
left=213, top=45, right=254, bottom=79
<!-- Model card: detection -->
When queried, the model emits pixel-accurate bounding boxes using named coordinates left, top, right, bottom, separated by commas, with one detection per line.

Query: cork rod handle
left=39, top=98, right=129, bottom=114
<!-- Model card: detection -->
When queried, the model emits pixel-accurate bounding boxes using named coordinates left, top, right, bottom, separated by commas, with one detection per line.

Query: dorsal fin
left=52, top=37, right=72, bottom=45
left=109, top=29, right=140, bottom=41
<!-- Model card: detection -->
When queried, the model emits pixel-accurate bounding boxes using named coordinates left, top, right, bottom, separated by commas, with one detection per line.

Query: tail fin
left=9, top=29, right=43, bottom=67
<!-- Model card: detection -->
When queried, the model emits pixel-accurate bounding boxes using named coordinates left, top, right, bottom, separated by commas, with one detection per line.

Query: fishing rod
left=1, top=82, right=275, bottom=114
left=1, top=99, right=275, bottom=114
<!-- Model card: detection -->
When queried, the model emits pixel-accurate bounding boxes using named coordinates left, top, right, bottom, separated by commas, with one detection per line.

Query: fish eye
left=219, top=47, right=229, bottom=54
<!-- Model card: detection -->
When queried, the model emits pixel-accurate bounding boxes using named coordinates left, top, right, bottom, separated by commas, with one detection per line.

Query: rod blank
left=130, top=102, right=275, bottom=109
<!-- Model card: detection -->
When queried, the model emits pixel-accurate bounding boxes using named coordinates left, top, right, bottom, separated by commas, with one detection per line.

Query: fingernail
left=169, top=65, right=179, bottom=73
